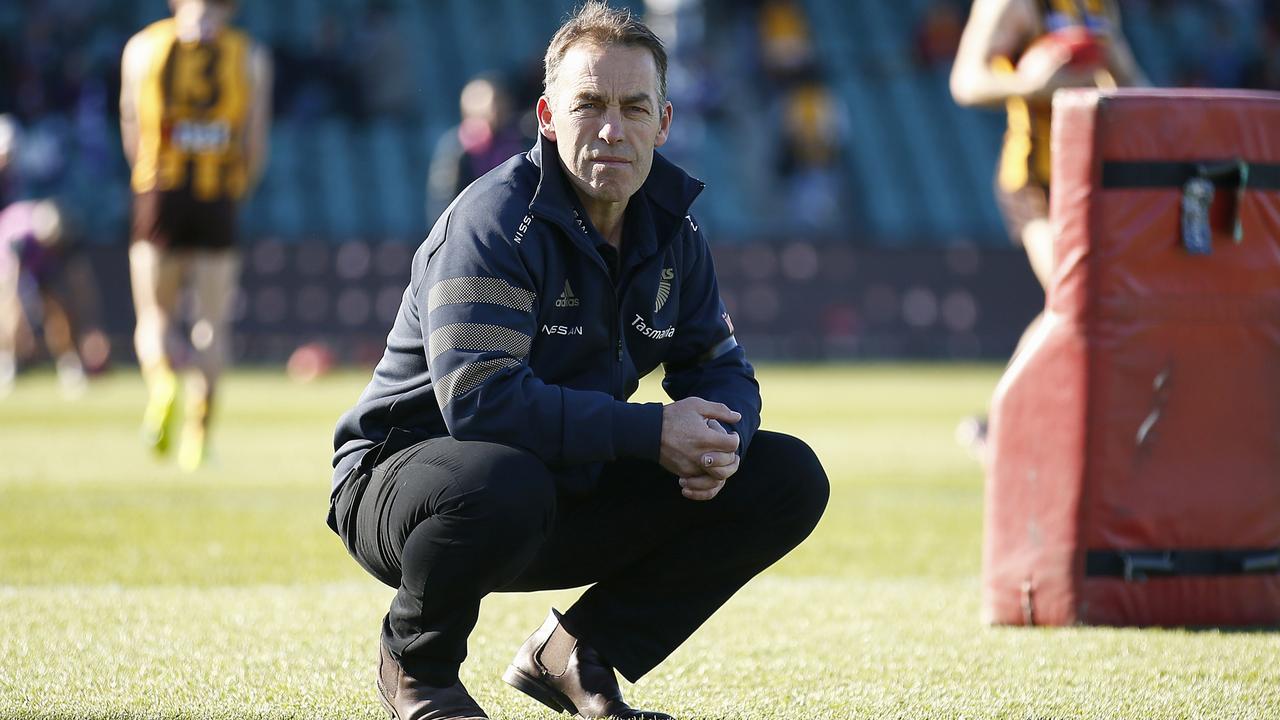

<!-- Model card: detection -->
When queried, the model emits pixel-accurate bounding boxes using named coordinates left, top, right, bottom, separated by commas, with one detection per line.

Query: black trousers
left=329, top=430, right=828, bottom=686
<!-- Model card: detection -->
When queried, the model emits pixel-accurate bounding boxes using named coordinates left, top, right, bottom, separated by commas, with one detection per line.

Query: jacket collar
left=528, top=133, right=704, bottom=243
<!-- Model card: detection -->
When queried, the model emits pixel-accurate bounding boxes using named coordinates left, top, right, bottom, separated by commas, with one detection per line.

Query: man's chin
left=584, top=179, right=640, bottom=204
left=565, top=170, right=643, bottom=206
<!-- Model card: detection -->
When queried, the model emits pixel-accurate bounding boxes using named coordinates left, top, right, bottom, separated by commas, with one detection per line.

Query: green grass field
left=2, top=364, right=1277, bottom=719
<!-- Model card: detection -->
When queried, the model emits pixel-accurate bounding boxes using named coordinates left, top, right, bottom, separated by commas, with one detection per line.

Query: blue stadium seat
left=311, top=119, right=364, bottom=238
left=400, top=3, right=449, bottom=128
left=499, top=0, right=540, bottom=62
left=263, top=125, right=306, bottom=239
left=367, top=121, right=426, bottom=240
left=805, top=0, right=921, bottom=241
left=942, top=72, right=1007, bottom=240
left=235, top=0, right=274, bottom=41
left=693, top=107, right=744, bottom=234
left=804, top=0, right=1013, bottom=244
left=444, top=0, right=485, bottom=85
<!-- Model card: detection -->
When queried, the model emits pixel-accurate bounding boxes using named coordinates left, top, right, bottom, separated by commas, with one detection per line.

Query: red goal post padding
left=983, top=89, right=1280, bottom=627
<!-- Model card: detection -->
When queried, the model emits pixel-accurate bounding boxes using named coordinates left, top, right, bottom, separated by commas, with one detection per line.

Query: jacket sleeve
left=419, top=214, right=662, bottom=466
left=661, top=216, right=762, bottom=457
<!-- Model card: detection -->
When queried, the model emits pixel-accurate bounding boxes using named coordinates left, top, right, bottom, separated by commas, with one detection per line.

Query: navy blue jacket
left=332, top=135, right=761, bottom=493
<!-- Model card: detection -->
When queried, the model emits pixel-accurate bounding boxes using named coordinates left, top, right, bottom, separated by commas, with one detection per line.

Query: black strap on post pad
left=1086, top=548, right=1280, bottom=582
left=1101, top=160, right=1277, bottom=252
left=1101, top=161, right=1280, bottom=190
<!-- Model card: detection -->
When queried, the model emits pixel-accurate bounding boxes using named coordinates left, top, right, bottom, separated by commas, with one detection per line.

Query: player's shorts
left=994, top=177, right=1049, bottom=246
left=131, top=190, right=237, bottom=250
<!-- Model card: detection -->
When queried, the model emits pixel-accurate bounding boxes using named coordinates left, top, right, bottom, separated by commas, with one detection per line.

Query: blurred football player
left=952, top=0, right=1145, bottom=284
left=950, top=0, right=1145, bottom=456
left=0, top=200, right=88, bottom=398
left=120, top=0, right=272, bottom=470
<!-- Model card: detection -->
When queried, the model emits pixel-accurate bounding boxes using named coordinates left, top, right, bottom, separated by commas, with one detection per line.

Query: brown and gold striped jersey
left=129, top=19, right=253, bottom=202
left=996, top=0, right=1112, bottom=191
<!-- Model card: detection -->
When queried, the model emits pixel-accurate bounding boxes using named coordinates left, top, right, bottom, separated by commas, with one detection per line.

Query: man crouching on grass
left=327, top=3, right=828, bottom=718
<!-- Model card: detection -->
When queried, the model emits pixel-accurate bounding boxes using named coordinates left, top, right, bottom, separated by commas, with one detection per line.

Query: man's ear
left=653, top=100, right=673, bottom=148
left=536, top=96, right=557, bottom=142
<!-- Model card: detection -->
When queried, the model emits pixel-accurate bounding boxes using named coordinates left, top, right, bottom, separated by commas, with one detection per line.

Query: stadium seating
left=10, top=0, right=1264, bottom=249
left=34, top=0, right=650, bottom=243
left=803, top=0, right=1009, bottom=244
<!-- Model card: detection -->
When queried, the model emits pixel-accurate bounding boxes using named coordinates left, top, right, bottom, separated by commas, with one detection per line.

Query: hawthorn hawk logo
left=655, top=268, right=675, bottom=312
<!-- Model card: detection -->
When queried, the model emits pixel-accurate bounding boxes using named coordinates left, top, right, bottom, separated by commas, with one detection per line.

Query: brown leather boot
left=502, top=609, right=674, bottom=720
left=378, top=638, right=488, bottom=720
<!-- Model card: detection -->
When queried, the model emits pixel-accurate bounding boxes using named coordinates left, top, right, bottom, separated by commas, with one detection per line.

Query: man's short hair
left=543, top=1, right=669, bottom=102
left=169, top=0, right=237, bottom=10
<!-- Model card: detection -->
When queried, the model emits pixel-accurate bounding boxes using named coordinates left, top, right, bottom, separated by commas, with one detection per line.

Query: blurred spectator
left=776, top=79, right=847, bottom=229
left=758, top=0, right=816, bottom=86
left=916, top=1, right=966, bottom=68
left=426, top=75, right=529, bottom=223
left=756, top=0, right=851, bottom=231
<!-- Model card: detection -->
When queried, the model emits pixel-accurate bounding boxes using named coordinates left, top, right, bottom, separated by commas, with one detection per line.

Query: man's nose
left=598, top=107, right=624, bottom=144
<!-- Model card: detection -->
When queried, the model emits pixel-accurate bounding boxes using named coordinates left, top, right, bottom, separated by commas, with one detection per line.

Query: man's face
left=171, top=0, right=233, bottom=41
left=537, top=43, right=672, bottom=207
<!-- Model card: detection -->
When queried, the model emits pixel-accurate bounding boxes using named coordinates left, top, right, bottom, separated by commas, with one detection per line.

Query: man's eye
left=627, top=106, right=649, bottom=114
left=575, top=103, right=596, bottom=111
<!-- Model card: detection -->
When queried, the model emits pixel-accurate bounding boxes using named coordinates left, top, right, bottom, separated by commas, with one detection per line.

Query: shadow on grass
left=1181, top=624, right=1280, bottom=635
left=25, top=714, right=383, bottom=720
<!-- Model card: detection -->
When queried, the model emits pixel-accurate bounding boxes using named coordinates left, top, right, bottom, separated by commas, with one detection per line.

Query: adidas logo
left=555, top=279, right=580, bottom=308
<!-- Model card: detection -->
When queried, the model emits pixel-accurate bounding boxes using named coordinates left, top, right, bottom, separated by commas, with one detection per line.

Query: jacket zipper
left=598, top=260, right=622, bottom=397
left=536, top=210, right=626, bottom=398
left=535, top=204, right=693, bottom=399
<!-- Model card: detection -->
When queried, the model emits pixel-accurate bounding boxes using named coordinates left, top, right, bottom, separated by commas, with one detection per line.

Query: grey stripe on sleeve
left=433, top=356, right=521, bottom=408
left=428, top=276, right=536, bottom=314
left=428, top=323, right=532, bottom=363
left=697, top=335, right=739, bottom=364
